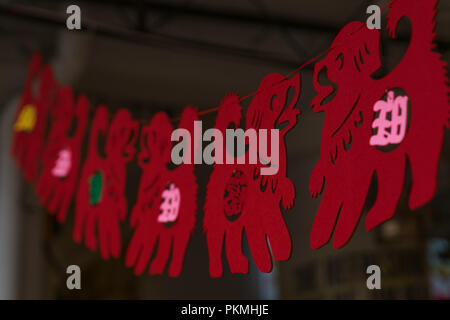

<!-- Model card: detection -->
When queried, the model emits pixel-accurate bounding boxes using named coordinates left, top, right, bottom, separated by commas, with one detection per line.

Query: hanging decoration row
left=10, top=0, right=449, bottom=277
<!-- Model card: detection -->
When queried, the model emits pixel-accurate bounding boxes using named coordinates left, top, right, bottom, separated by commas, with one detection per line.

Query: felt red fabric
left=309, top=0, right=449, bottom=249
left=74, top=106, right=139, bottom=259
left=37, top=86, right=90, bottom=223
left=204, top=73, right=301, bottom=277
left=126, top=107, right=198, bottom=277
left=11, top=53, right=58, bottom=182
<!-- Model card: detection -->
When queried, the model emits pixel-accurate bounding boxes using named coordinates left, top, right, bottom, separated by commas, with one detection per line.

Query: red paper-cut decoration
left=74, top=106, right=139, bottom=259
left=12, top=53, right=58, bottom=182
left=37, top=87, right=90, bottom=223
left=126, top=107, right=198, bottom=277
left=310, top=0, right=449, bottom=249
left=204, top=73, right=301, bottom=277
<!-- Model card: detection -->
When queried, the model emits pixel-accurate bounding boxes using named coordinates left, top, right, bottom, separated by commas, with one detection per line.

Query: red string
left=167, top=0, right=393, bottom=122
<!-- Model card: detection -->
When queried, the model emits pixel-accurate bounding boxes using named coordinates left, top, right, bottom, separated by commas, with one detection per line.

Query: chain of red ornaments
left=10, top=0, right=449, bottom=277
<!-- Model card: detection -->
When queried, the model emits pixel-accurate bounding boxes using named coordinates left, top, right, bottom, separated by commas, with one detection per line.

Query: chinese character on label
left=370, top=91, right=408, bottom=147
left=158, top=184, right=181, bottom=223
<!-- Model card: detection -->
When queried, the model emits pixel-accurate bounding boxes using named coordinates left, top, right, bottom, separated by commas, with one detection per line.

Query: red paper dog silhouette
left=12, top=53, right=58, bottom=182
left=37, top=87, right=90, bottom=223
left=310, top=0, right=449, bottom=249
left=74, top=106, right=139, bottom=259
left=204, top=73, right=301, bottom=277
left=126, top=107, right=198, bottom=277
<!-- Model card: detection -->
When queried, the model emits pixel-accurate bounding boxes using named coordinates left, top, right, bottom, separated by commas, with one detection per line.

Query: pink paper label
left=370, top=91, right=408, bottom=146
left=51, top=148, right=72, bottom=178
left=158, top=183, right=181, bottom=223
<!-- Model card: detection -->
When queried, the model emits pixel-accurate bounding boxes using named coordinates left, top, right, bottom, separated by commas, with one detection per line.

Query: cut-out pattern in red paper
left=74, top=107, right=139, bottom=259
left=223, top=169, right=248, bottom=220
left=204, top=73, right=301, bottom=277
left=37, top=87, right=90, bottom=223
left=126, top=108, right=198, bottom=277
left=309, top=0, right=449, bottom=249
left=12, top=53, right=58, bottom=182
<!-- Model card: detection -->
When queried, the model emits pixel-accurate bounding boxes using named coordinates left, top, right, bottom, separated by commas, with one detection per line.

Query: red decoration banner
left=8, top=0, right=449, bottom=278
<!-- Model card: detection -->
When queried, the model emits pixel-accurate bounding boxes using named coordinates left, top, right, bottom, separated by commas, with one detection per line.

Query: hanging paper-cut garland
left=37, top=87, right=90, bottom=222
left=126, top=107, right=198, bottom=277
left=309, top=0, right=450, bottom=249
left=11, top=53, right=58, bottom=182
left=9, top=0, right=450, bottom=278
left=204, top=73, right=301, bottom=277
left=73, top=107, right=139, bottom=259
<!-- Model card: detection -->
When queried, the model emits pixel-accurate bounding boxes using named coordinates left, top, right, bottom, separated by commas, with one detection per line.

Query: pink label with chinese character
left=51, top=149, right=72, bottom=178
left=370, top=91, right=408, bottom=147
left=158, top=183, right=181, bottom=223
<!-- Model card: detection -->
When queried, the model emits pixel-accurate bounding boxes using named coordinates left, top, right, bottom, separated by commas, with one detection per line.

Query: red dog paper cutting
left=126, top=107, right=198, bottom=277
left=74, top=106, right=139, bottom=259
left=37, top=87, right=90, bottom=223
left=204, top=73, right=301, bottom=277
left=310, top=0, right=449, bottom=249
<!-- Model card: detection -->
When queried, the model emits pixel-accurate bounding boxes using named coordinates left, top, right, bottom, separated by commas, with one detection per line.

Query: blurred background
left=0, top=0, right=449, bottom=299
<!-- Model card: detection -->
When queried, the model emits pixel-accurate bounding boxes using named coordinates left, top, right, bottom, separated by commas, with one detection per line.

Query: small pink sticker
left=51, top=148, right=72, bottom=178
left=158, top=183, right=181, bottom=223
left=370, top=91, right=408, bottom=146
